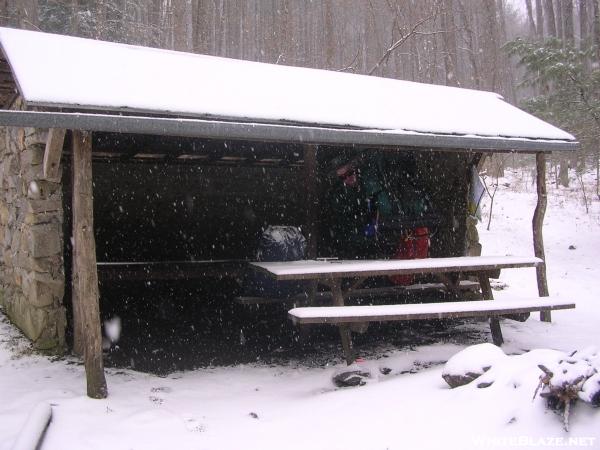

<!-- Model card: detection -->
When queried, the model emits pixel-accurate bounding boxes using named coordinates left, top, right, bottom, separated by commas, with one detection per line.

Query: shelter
left=0, top=28, right=577, bottom=397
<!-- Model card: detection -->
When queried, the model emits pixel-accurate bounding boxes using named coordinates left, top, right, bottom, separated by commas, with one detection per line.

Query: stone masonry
left=0, top=99, right=66, bottom=351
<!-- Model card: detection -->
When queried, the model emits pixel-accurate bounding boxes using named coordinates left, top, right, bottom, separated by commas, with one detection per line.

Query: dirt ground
left=92, top=278, right=488, bottom=375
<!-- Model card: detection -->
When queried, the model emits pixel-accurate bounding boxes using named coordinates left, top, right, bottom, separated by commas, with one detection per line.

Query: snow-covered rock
left=442, top=343, right=507, bottom=388
left=579, top=373, right=600, bottom=406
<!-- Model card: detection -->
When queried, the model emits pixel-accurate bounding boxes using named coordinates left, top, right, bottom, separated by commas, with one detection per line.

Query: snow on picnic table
left=1, top=172, right=599, bottom=450
left=252, top=255, right=542, bottom=279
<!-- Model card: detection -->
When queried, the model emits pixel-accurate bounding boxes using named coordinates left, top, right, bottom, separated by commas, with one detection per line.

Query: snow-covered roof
left=0, top=27, right=576, bottom=151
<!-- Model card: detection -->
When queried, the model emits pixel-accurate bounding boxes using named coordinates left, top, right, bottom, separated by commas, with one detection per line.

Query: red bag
left=390, top=227, right=429, bottom=285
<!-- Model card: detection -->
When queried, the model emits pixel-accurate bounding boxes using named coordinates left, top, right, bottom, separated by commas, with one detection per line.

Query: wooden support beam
left=303, top=144, right=319, bottom=258
left=533, top=152, right=551, bottom=322
left=478, top=273, right=504, bottom=346
left=330, top=279, right=355, bottom=365
left=72, top=130, right=108, bottom=399
left=304, top=145, right=319, bottom=305
left=43, top=128, right=66, bottom=181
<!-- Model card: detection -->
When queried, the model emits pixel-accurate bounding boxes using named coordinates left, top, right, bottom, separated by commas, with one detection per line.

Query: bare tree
left=594, top=0, right=600, bottom=60
left=544, top=0, right=557, bottom=37
left=579, top=0, right=590, bottom=49
left=564, top=0, right=575, bottom=46
left=536, top=0, right=544, bottom=38
left=525, top=0, right=538, bottom=36
left=19, top=0, right=38, bottom=30
left=556, top=0, right=564, bottom=40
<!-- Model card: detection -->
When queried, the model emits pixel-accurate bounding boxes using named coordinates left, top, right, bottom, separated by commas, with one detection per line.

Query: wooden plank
left=288, top=297, right=575, bottom=325
left=72, top=130, right=107, bottom=399
left=234, top=295, right=305, bottom=306
left=43, top=128, right=66, bottom=181
left=96, top=260, right=246, bottom=282
left=235, top=280, right=480, bottom=306
left=533, top=152, right=551, bottom=322
left=251, top=256, right=543, bottom=281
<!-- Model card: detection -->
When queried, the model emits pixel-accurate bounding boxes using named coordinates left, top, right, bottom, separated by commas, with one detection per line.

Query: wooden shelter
left=0, top=28, right=577, bottom=398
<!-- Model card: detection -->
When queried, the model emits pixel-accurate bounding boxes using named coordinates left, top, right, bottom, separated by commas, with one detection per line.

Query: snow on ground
left=1, top=168, right=599, bottom=450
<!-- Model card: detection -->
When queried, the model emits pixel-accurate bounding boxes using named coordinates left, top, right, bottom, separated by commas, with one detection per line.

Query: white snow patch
left=443, top=343, right=507, bottom=378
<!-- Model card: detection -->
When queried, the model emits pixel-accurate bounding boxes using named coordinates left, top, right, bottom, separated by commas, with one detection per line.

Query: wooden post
left=533, top=152, right=551, bottom=322
left=304, top=145, right=319, bottom=305
left=71, top=139, right=84, bottom=358
left=330, top=280, right=355, bottom=365
left=478, top=273, right=503, bottom=346
left=72, top=130, right=108, bottom=399
left=303, top=145, right=319, bottom=258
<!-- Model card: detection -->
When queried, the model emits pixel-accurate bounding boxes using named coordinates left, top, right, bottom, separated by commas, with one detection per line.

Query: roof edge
left=0, top=110, right=579, bottom=153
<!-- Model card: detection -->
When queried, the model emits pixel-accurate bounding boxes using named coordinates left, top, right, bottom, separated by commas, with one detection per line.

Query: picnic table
left=250, top=256, right=574, bottom=364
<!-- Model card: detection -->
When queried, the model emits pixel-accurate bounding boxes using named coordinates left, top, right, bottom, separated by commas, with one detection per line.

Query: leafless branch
left=336, top=50, right=360, bottom=73
left=368, top=3, right=443, bottom=76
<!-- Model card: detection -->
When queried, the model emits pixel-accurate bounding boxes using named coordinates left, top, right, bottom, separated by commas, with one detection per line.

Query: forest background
left=1, top=0, right=598, bottom=191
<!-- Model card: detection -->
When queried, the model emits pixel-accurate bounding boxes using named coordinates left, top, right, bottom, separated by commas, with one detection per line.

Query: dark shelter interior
left=60, top=132, right=477, bottom=373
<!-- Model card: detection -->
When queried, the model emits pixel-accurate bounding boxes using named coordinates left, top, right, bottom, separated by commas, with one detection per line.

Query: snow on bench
left=288, top=297, right=575, bottom=325
left=251, top=255, right=543, bottom=281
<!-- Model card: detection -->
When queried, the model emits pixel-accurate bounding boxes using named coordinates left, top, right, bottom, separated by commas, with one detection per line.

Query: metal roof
left=0, top=27, right=578, bottom=153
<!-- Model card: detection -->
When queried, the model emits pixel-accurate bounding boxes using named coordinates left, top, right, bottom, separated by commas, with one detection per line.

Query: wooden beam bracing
left=43, top=128, right=66, bottom=181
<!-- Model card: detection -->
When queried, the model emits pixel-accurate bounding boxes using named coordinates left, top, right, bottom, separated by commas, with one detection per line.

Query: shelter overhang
left=0, top=27, right=578, bottom=153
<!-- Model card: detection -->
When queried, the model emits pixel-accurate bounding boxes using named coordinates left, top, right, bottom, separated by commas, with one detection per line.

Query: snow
left=580, top=373, right=600, bottom=403
left=442, top=343, right=507, bottom=378
left=289, top=297, right=574, bottom=320
left=0, top=169, right=599, bottom=449
left=0, top=27, right=576, bottom=143
left=10, top=402, right=52, bottom=450
left=252, top=255, right=543, bottom=278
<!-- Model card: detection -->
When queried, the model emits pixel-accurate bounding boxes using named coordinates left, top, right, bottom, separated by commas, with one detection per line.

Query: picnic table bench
left=250, top=256, right=575, bottom=364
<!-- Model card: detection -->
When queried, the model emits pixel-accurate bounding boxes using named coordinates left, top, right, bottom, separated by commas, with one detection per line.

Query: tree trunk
left=533, top=152, right=551, bottom=322
left=579, top=0, right=589, bottom=49
left=556, top=0, right=564, bottom=40
left=482, top=0, right=499, bottom=90
left=559, top=156, right=570, bottom=186
left=173, top=0, right=194, bottom=52
left=95, top=1, right=107, bottom=40
left=544, top=0, right=557, bottom=36
left=525, top=0, right=538, bottom=36
left=72, top=130, right=108, bottom=399
left=458, top=0, right=481, bottom=88
left=70, top=0, right=79, bottom=35
left=593, top=0, right=600, bottom=60
left=536, top=0, right=545, bottom=38
left=19, top=0, right=37, bottom=30
left=442, top=0, right=459, bottom=86
left=564, top=0, right=575, bottom=46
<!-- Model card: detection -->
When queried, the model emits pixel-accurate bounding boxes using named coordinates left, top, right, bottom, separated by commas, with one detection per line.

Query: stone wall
left=0, top=99, right=66, bottom=351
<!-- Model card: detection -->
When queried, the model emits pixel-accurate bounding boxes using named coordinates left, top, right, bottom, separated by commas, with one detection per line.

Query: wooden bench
left=234, top=280, right=481, bottom=306
left=250, top=256, right=575, bottom=364
left=289, top=297, right=575, bottom=324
